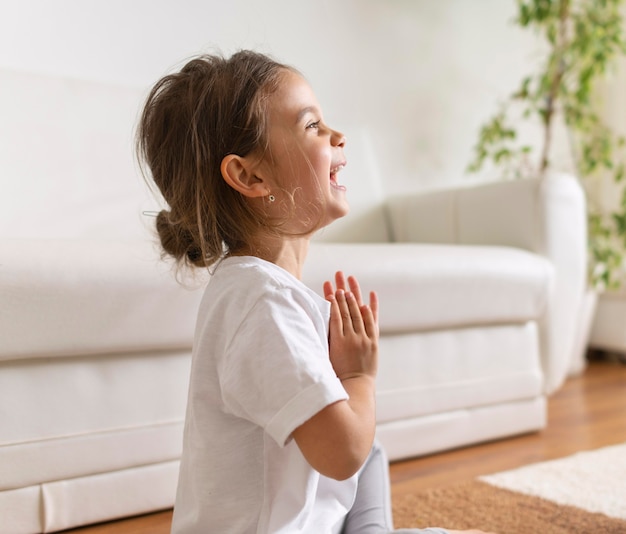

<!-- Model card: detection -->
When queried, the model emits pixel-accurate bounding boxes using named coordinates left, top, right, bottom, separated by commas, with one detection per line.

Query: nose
left=331, top=128, right=346, bottom=147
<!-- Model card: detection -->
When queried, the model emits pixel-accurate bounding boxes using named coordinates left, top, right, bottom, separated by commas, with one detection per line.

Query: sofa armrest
left=387, top=173, right=588, bottom=394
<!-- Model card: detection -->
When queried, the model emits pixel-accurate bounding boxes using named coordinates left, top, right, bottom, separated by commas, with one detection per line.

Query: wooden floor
left=66, top=359, right=626, bottom=534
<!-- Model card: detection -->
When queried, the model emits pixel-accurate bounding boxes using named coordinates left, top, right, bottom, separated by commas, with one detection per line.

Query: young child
left=137, top=50, right=494, bottom=534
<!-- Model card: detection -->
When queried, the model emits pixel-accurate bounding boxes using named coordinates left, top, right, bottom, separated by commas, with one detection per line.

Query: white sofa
left=0, top=69, right=588, bottom=533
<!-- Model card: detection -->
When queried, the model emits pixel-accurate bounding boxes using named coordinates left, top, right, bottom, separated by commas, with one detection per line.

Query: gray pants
left=341, top=441, right=449, bottom=534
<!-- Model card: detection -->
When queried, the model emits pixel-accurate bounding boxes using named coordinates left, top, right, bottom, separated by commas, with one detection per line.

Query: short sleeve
left=218, top=286, right=348, bottom=447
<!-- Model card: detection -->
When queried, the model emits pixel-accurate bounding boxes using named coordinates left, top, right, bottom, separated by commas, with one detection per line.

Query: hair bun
left=155, top=210, right=204, bottom=267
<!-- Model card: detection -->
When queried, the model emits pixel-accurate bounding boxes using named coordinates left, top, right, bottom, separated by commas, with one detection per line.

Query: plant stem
left=540, top=0, right=570, bottom=172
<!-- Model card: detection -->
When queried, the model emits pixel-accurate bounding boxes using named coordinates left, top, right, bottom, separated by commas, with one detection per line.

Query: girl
left=137, top=50, right=494, bottom=534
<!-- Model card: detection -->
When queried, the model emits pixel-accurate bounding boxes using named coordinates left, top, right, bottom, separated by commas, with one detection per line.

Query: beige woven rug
left=393, top=443, right=626, bottom=533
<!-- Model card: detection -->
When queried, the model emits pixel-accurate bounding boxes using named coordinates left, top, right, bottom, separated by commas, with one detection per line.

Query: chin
left=321, top=204, right=350, bottom=229
left=335, top=202, right=350, bottom=220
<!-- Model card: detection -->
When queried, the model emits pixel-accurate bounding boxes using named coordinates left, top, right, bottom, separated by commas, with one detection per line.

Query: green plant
left=467, top=0, right=626, bottom=290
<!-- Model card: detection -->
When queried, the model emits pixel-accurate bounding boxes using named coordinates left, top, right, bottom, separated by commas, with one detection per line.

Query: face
left=258, top=70, right=349, bottom=233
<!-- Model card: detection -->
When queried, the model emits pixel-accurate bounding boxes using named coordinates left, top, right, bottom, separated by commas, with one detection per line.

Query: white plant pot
left=569, top=287, right=599, bottom=375
left=589, top=289, right=626, bottom=354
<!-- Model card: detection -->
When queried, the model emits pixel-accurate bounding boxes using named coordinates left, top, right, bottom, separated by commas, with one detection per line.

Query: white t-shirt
left=171, top=256, right=357, bottom=534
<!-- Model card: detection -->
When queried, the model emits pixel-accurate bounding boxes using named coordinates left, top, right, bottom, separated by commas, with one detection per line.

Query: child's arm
left=292, top=273, right=378, bottom=481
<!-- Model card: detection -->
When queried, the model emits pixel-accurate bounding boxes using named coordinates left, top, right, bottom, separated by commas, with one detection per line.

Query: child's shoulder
left=211, top=256, right=290, bottom=290
left=209, top=256, right=326, bottom=313
left=214, top=255, right=293, bottom=289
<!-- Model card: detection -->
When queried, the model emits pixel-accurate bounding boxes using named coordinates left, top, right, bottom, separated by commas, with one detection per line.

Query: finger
left=369, top=291, right=379, bottom=326
left=346, top=291, right=365, bottom=333
left=335, top=271, right=347, bottom=293
left=323, top=280, right=335, bottom=300
left=360, top=304, right=377, bottom=339
left=347, top=275, right=364, bottom=306
left=327, top=290, right=343, bottom=336
left=336, top=289, right=352, bottom=334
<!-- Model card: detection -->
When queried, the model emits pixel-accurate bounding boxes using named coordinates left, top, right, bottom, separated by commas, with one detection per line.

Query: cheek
left=268, top=139, right=330, bottom=193
left=283, top=155, right=324, bottom=190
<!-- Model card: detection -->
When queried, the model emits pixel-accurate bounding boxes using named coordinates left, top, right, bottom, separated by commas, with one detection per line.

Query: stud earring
left=268, top=194, right=276, bottom=203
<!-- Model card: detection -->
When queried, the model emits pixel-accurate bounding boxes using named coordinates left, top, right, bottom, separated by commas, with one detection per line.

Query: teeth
left=331, top=164, right=345, bottom=174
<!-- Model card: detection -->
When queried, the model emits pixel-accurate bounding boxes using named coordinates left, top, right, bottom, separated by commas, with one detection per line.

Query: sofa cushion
left=0, top=238, right=205, bottom=361
left=304, top=242, right=553, bottom=334
left=376, top=322, right=543, bottom=424
left=1, top=239, right=552, bottom=361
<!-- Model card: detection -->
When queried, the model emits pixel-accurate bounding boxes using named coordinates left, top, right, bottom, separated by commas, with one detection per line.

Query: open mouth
left=330, top=163, right=347, bottom=191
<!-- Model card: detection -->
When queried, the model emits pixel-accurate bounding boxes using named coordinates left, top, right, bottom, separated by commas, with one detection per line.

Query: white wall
left=0, top=0, right=540, bottom=199
left=596, top=52, right=626, bottom=214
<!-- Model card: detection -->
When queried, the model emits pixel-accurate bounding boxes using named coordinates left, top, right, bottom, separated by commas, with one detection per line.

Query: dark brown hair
left=136, top=50, right=294, bottom=268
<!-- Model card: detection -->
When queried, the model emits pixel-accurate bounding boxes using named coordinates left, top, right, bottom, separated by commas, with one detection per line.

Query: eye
left=306, top=120, right=321, bottom=130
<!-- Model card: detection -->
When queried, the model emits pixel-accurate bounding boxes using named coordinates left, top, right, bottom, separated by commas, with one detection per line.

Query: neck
left=269, top=237, right=311, bottom=280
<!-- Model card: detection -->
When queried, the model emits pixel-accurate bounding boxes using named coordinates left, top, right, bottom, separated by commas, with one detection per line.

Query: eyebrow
left=295, top=106, right=319, bottom=125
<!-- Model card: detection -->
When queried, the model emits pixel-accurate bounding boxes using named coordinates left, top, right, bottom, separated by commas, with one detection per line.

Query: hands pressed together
left=291, top=271, right=379, bottom=480
left=323, top=271, right=379, bottom=382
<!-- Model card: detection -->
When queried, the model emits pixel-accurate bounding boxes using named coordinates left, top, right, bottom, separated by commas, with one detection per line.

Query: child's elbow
left=325, top=464, right=360, bottom=481
left=316, top=451, right=365, bottom=481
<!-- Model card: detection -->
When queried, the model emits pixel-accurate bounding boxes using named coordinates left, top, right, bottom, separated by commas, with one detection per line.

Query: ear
left=220, top=154, right=268, bottom=198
